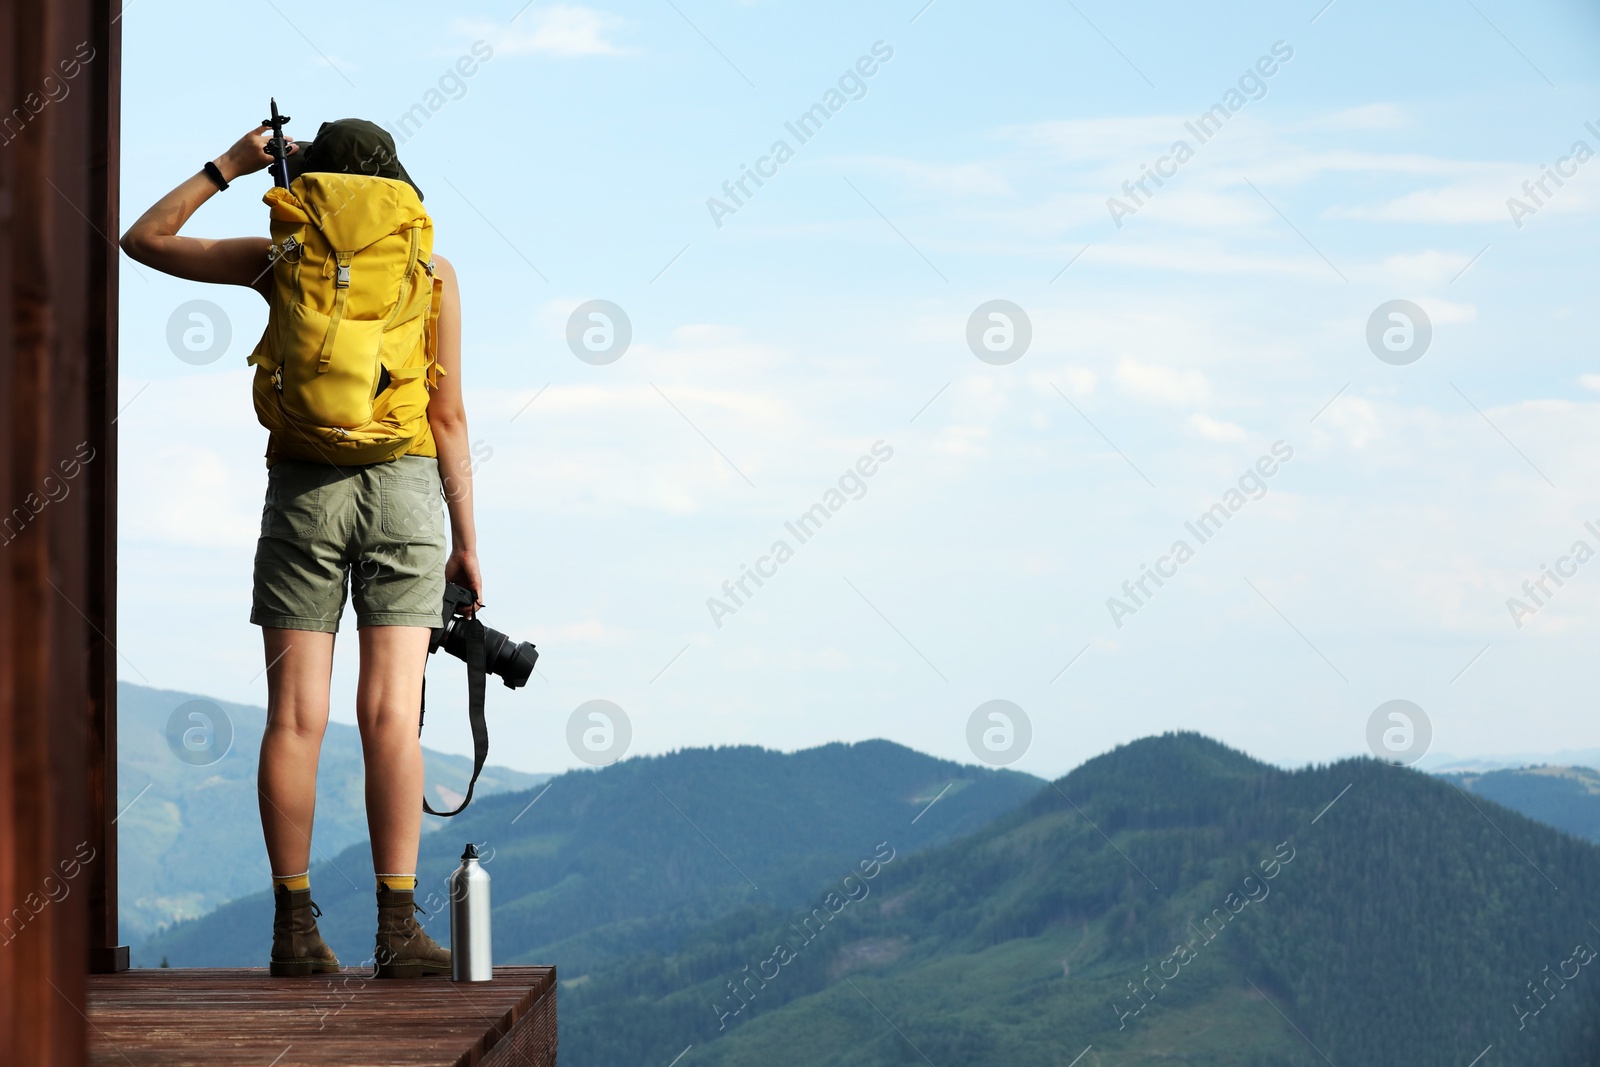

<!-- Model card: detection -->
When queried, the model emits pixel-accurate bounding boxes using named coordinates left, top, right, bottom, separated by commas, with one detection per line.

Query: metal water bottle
left=449, top=843, right=492, bottom=982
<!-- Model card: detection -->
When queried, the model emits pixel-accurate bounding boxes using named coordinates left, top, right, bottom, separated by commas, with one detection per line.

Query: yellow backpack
left=246, top=173, right=444, bottom=466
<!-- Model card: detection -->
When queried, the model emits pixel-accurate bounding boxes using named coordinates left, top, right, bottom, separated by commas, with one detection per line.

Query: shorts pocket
left=261, top=467, right=322, bottom=540
left=380, top=470, right=441, bottom=543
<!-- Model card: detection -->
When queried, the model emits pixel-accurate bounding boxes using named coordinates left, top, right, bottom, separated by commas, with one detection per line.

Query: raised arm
left=118, top=126, right=291, bottom=298
left=427, top=255, right=485, bottom=612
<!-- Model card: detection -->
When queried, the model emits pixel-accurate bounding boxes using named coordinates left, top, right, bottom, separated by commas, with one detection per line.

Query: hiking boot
left=269, top=885, right=341, bottom=976
left=374, top=885, right=451, bottom=979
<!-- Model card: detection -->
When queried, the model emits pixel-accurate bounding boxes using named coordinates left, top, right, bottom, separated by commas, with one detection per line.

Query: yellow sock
left=272, top=871, right=310, bottom=892
left=376, top=873, right=417, bottom=892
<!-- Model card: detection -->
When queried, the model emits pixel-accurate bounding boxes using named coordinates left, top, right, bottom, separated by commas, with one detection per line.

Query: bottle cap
left=461, top=843, right=479, bottom=862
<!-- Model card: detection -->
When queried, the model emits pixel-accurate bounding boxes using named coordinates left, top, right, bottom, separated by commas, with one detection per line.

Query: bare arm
left=118, top=126, right=294, bottom=298
left=427, top=255, right=485, bottom=611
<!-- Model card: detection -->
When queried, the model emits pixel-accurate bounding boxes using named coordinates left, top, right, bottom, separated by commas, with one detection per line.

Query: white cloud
left=465, top=6, right=634, bottom=57
left=1419, top=299, right=1477, bottom=325
left=1088, top=240, right=1333, bottom=279
left=1003, top=116, right=1195, bottom=164
left=1129, top=188, right=1272, bottom=229
left=548, top=619, right=622, bottom=642
left=1115, top=357, right=1210, bottom=406
left=931, top=422, right=992, bottom=457
left=1325, top=182, right=1513, bottom=224
left=1324, top=175, right=1597, bottom=227
left=1309, top=103, right=1409, bottom=130
left=842, top=156, right=1013, bottom=197
left=1045, top=367, right=1097, bottom=398
left=1187, top=413, right=1247, bottom=442
left=1243, top=149, right=1493, bottom=186
left=1362, top=250, right=1481, bottom=288
left=1315, top=395, right=1381, bottom=449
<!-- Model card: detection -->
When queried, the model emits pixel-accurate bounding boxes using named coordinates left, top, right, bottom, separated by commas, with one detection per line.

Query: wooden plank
left=87, top=967, right=557, bottom=1067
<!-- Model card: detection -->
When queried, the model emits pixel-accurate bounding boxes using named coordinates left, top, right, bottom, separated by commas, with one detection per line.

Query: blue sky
left=115, top=0, right=1600, bottom=778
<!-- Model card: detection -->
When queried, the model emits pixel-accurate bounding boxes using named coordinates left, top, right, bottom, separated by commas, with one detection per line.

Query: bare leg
left=258, top=627, right=335, bottom=875
left=356, top=625, right=432, bottom=875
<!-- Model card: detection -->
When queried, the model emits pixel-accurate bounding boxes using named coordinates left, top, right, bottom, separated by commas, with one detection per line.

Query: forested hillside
left=562, top=733, right=1600, bottom=1066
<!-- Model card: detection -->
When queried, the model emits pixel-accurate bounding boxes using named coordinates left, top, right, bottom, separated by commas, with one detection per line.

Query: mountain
left=562, top=733, right=1600, bottom=1066
left=132, top=739, right=1045, bottom=972
left=1422, top=748, right=1600, bottom=773
left=117, top=681, right=547, bottom=945
left=1438, top=764, right=1600, bottom=844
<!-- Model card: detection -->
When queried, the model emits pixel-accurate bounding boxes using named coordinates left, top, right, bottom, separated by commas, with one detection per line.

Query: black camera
left=430, top=582, right=538, bottom=689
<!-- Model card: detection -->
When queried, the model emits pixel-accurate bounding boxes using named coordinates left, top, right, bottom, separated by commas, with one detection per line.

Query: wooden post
left=0, top=0, right=121, bottom=1063
left=85, top=0, right=126, bottom=979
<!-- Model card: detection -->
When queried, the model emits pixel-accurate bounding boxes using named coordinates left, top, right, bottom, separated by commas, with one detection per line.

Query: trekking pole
left=262, top=97, right=292, bottom=188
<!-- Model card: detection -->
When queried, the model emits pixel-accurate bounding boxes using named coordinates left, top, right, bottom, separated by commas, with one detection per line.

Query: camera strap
left=421, top=616, right=489, bottom=818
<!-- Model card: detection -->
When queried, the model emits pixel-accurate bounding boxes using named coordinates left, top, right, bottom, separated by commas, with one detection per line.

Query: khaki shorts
left=251, top=454, right=446, bottom=633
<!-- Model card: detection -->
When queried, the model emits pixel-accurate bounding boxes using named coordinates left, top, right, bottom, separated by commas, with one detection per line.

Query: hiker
left=120, top=119, right=482, bottom=978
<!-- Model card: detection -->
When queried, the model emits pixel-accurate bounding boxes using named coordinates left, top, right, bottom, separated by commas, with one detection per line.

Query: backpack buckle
left=334, top=262, right=351, bottom=288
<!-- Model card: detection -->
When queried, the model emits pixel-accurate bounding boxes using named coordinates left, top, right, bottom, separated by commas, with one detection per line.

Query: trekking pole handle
left=262, top=97, right=292, bottom=189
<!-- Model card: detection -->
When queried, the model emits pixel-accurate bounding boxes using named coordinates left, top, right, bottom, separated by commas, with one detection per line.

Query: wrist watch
left=202, top=160, right=229, bottom=190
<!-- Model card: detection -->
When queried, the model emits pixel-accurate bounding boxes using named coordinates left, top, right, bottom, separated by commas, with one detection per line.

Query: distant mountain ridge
left=1421, top=748, right=1600, bottom=772
left=1437, top=763, right=1600, bottom=844
left=117, top=681, right=547, bottom=944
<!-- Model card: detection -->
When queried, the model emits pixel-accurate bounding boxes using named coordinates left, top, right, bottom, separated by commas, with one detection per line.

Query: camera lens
left=483, top=625, right=537, bottom=689
left=440, top=619, right=537, bottom=689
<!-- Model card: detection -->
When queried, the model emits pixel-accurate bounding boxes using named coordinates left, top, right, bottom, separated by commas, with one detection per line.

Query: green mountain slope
left=117, top=681, right=547, bottom=945
left=1438, top=764, right=1600, bottom=844
left=563, top=733, right=1600, bottom=1067
left=132, top=739, right=1044, bottom=973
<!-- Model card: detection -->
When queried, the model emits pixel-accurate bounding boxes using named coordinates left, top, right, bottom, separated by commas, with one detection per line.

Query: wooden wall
left=1, top=0, right=121, bottom=1063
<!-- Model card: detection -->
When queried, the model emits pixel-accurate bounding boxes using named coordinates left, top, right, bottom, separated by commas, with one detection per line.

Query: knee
left=265, top=705, right=328, bottom=744
left=356, top=702, right=419, bottom=745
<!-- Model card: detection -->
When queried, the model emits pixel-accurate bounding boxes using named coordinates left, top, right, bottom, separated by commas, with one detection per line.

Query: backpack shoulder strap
left=423, top=264, right=447, bottom=389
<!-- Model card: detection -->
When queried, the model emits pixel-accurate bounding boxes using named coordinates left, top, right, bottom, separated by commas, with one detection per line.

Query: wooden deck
left=87, top=967, right=556, bottom=1067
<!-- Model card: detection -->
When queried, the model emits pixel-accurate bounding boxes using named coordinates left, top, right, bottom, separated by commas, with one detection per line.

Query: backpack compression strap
left=420, top=616, right=489, bottom=818
left=316, top=251, right=355, bottom=372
